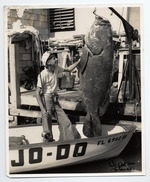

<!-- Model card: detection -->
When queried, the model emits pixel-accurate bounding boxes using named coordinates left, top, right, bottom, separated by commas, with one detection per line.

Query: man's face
left=46, top=57, right=58, bottom=73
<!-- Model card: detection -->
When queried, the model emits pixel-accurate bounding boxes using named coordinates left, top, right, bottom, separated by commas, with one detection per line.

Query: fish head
left=85, top=15, right=112, bottom=55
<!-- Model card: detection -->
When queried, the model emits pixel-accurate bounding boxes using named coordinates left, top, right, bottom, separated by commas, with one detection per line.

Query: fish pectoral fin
left=80, top=47, right=90, bottom=75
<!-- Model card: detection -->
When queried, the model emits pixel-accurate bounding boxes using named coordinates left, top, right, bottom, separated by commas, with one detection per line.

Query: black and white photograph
left=5, top=4, right=144, bottom=177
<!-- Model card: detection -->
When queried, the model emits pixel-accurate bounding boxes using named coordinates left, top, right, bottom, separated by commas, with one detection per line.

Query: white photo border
left=1, top=0, right=150, bottom=181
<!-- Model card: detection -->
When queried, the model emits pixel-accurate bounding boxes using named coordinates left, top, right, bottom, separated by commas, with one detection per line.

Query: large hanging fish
left=79, top=14, right=114, bottom=138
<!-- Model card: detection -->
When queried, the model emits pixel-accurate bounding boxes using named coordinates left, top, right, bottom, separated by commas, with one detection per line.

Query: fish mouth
left=95, top=16, right=110, bottom=26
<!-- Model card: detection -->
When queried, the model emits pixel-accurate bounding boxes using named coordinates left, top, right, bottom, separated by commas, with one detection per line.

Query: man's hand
left=42, top=110, right=50, bottom=118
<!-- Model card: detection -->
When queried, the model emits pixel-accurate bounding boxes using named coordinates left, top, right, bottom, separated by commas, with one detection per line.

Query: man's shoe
left=41, top=131, right=55, bottom=142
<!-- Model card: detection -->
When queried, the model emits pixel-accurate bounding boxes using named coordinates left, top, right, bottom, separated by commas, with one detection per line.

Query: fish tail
left=83, top=117, right=94, bottom=138
left=83, top=114, right=102, bottom=138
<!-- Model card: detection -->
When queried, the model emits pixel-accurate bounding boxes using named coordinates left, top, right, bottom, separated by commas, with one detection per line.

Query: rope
left=93, top=7, right=109, bottom=21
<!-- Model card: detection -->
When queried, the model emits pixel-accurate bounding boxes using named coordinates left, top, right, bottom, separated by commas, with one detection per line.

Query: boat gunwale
left=9, top=124, right=136, bottom=150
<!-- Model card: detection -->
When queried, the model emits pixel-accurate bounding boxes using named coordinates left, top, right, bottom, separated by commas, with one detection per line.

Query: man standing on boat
left=36, top=51, right=80, bottom=142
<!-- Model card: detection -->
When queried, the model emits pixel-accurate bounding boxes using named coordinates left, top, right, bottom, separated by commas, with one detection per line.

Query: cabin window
left=49, top=8, right=75, bottom=32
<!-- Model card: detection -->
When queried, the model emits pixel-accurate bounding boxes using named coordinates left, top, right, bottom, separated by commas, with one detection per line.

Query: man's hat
left=41, top=51, right=51, bottom=66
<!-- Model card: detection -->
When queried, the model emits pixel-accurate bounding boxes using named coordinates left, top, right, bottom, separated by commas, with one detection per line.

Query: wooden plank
left=9, top=108, right=42, bottom=118
left=106, top=103, right=141, bottom=117
left=20, top=92, right=38, bottom=106
left=8, top=115, right=14, bottom=121
left=20, top=92, right=84, bottom=111
left=20, top=94, right=141, bottom=116
left=9, top=116, right=17, bottom=126
left=9, top=43, right=21, bottom=108
left=119, top=120, right=141, bottom=131
left=9, top=100, right=141, bottom=120
left=59, top=100, right=80, bottom=110
left=118, top=50, right=129, bottom=89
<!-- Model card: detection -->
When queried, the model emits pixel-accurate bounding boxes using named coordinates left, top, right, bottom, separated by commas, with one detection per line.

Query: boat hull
left=8, top=123, right=136, bottom=173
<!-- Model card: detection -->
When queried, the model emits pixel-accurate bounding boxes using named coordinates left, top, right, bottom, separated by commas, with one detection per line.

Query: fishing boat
left=8, top=122, right=136, bottom=173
